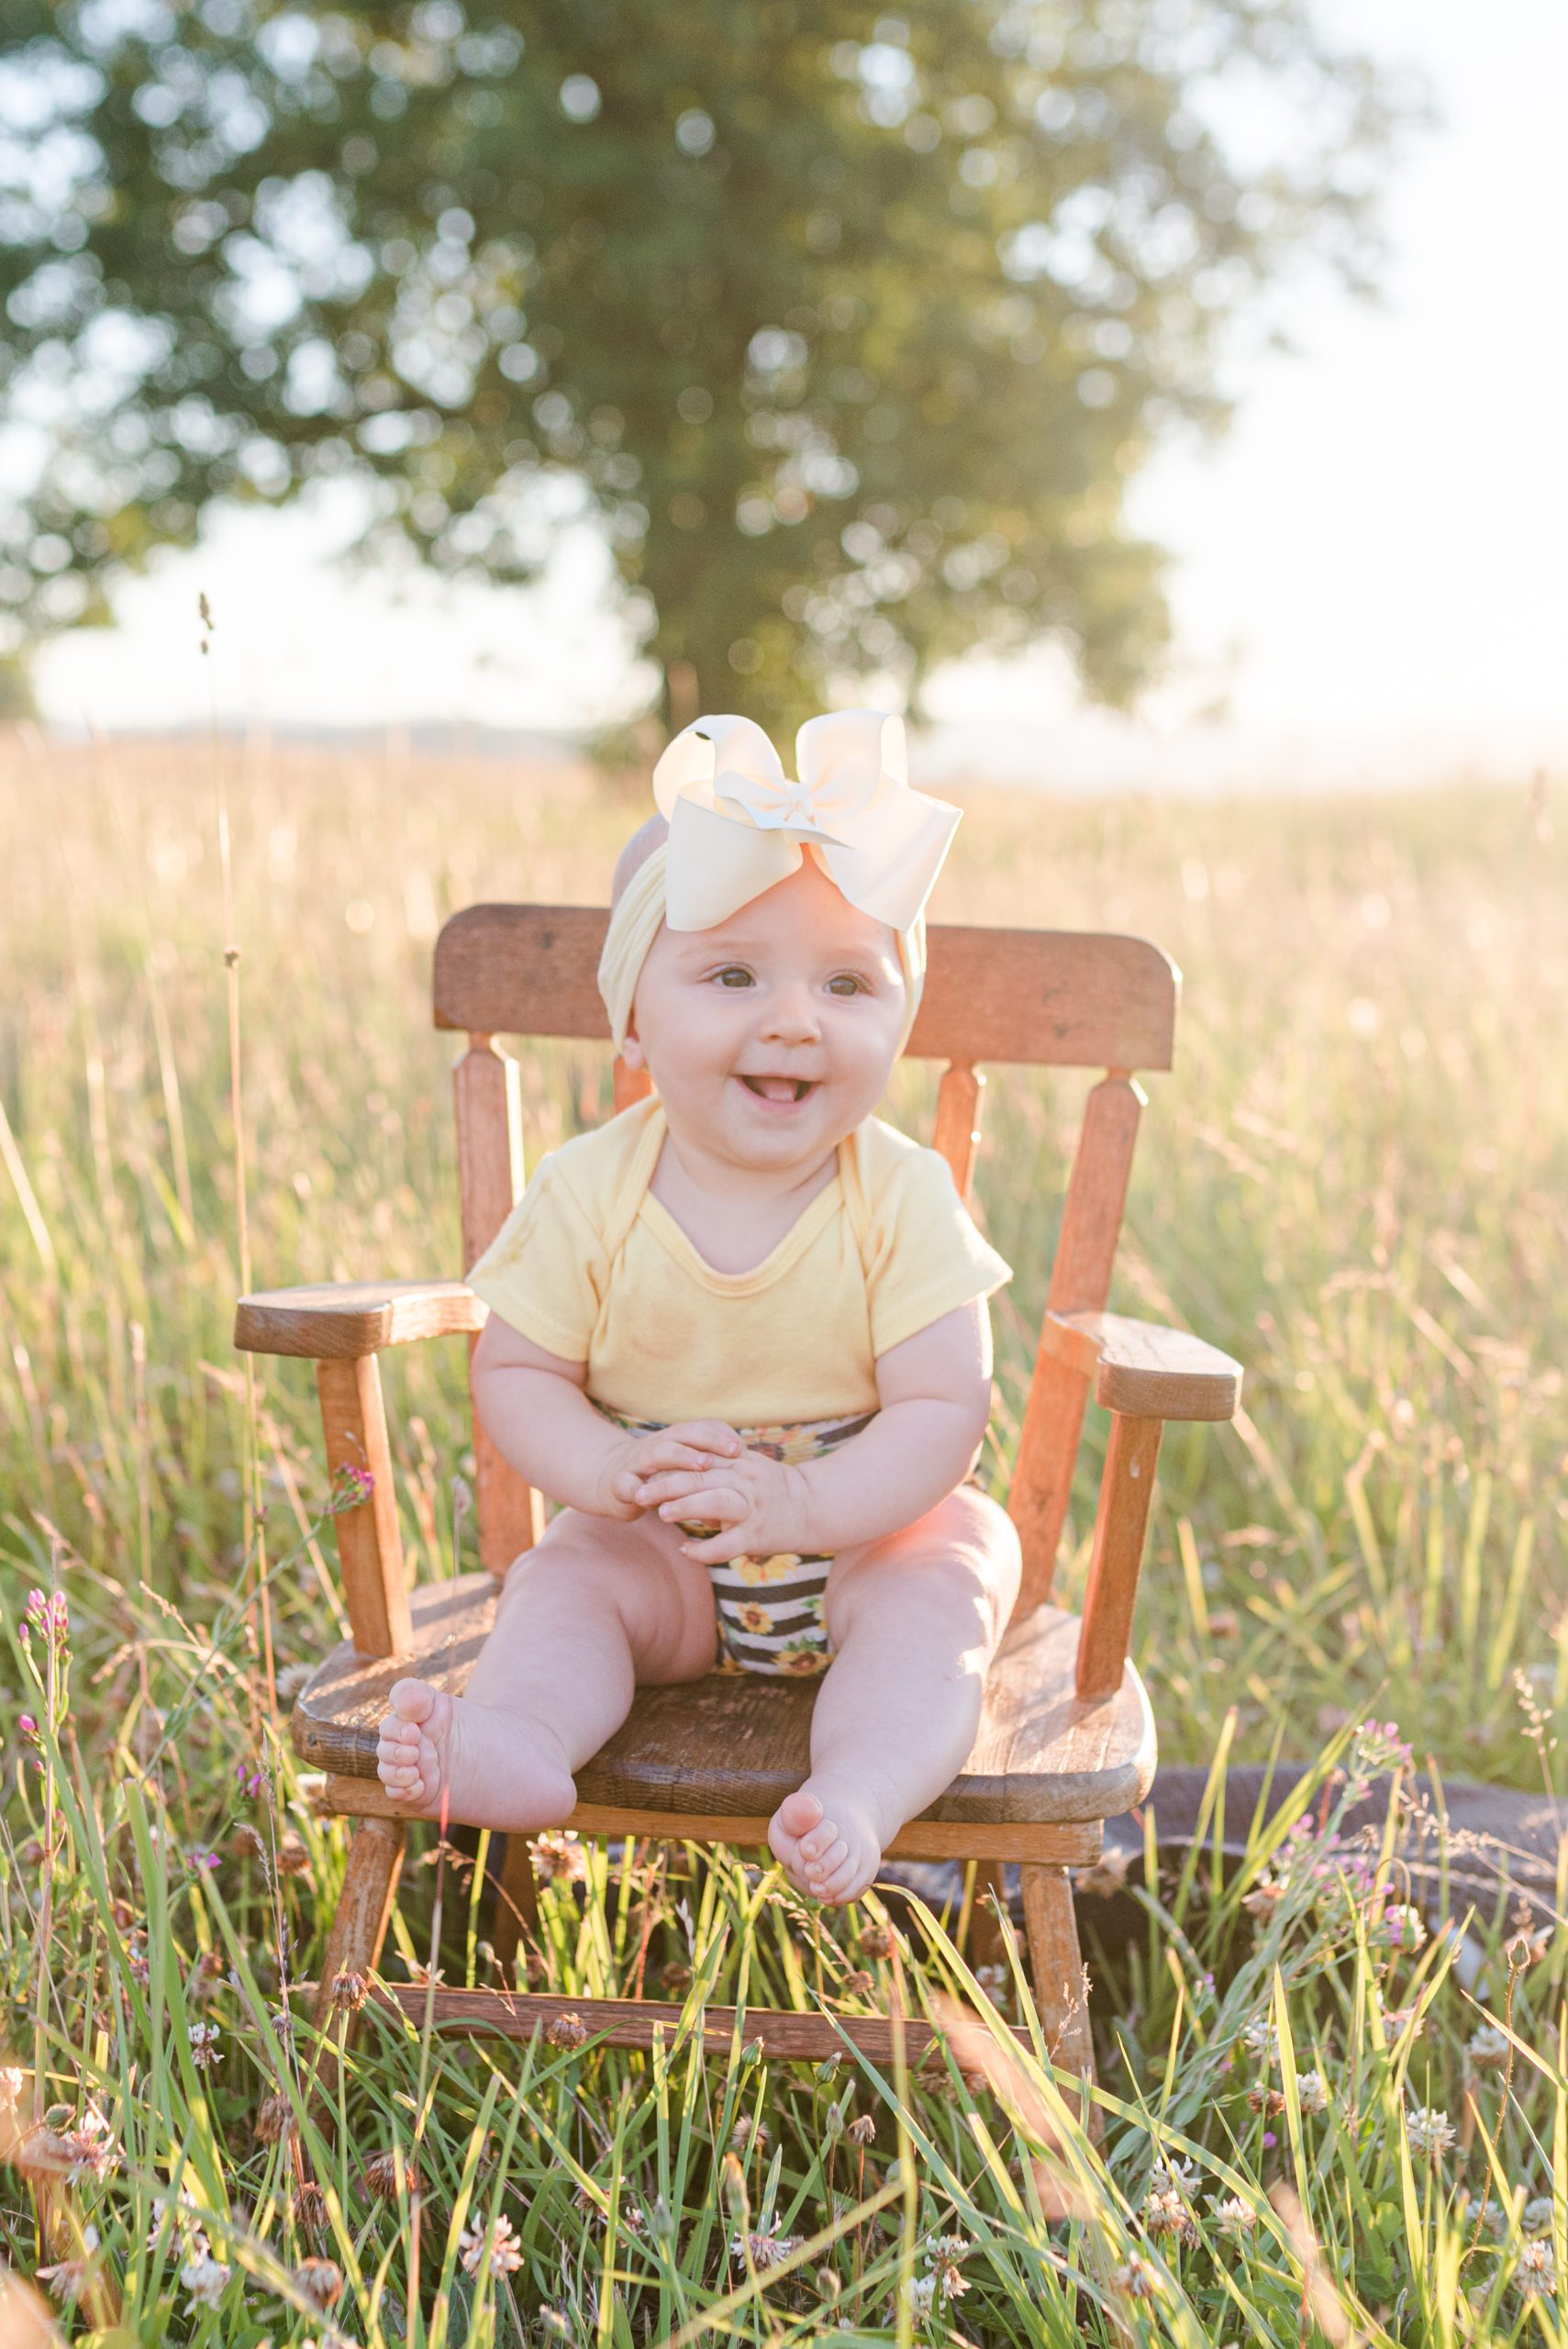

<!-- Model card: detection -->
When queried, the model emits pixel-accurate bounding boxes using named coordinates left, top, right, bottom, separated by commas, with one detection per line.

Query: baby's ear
left=619, top=1019, right=646, bottom=1073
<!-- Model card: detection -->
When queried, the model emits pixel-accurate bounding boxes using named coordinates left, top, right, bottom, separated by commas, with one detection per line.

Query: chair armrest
left=233, top=1279, right=487, bottom=1362
left=1042, top=1309, right=1241, bottom=1422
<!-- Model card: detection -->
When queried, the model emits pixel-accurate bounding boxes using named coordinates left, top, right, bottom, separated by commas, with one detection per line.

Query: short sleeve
left=466, top=1157, right=608, bottom=1364
left=864, top=1145, right=1013, bottom=1359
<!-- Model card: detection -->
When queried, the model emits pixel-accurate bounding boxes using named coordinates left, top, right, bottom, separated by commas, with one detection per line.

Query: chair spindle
left=316, top=1356, right=413, bottom=1657
left=1073, top=1411, right=1163, bottom=1698
left=1007, top=1072, right=1146, bottom=1620
left=933, top=1061, right=985, bottom=1201
left=454, top=1034, right=544, bottom=1572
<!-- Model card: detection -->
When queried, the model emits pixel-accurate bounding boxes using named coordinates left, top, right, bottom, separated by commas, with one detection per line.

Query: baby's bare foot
left=374, top=1679, right=575, bottom=1834
left=769, top=1779, right=888, bottom=1907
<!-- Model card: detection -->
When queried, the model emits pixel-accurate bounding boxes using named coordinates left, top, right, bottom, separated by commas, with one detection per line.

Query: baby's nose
left=760, top=981, right=821, bottom=1041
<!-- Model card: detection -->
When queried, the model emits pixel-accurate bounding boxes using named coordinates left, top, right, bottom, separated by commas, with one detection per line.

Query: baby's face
left=626, top=856, right=907, bottom=1176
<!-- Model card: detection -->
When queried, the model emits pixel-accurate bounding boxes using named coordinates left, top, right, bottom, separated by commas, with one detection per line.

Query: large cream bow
left=651, top=708, right=961, bottom=933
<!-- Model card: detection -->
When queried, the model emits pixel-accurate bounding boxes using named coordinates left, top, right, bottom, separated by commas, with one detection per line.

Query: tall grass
left=0, top=728, right=1564, bottom=2342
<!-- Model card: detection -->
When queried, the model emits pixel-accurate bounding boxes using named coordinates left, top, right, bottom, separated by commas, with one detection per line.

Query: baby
left=375, top=708, right=1021, bottom=1905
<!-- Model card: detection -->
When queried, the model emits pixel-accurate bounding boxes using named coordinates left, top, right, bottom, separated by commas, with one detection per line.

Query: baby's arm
left=795, top=1300, right=991, bottom=1549
left=471, top=1311, right=740, bottom=1517
left=633, top=1300, right=993, bottom=1561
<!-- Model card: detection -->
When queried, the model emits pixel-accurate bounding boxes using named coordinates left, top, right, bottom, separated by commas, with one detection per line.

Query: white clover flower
left=181, top=2254, right=231, bottom=2308
left=1522, top=2197, right=1556, bottom=2238
left=1516, top=2239, right=1558, bottom=2297
left=146, top=2187, right=206, bottom=2254
left=65, top=2099, right=118, bottom=2183
left=1296, top=2069, right=1331, bottom=2114
left=36, top=2225, right=100, bottom=2304
left=730, top=2226, right=802, bottom=2271
left=923, top=2232, right=973, bottom=2266
left=1406, top=2105, right=1457, bottom=2157
left=1467, top=2024, right=1510, bottom=2071
left=1241, top=2017, right=1280, bottom=2066
left=0, top=2066, right=27, bottom=2109
left=1142, top=2188, right=1190, bottom=2239
left=1212, top=2195, right=1259, bottom=2238
left=1149, top=2154, right=1200, bottom=2196
left=1111, top=2252, right=1161, bottom=2299
left=459, top=2212, right=524, bottom=2277
left=1461, top=2196, right=1507, bottom=2242
left=906, top=2274, right=938, bottom=2319
left=186, top=2021, right=222, bottom=2071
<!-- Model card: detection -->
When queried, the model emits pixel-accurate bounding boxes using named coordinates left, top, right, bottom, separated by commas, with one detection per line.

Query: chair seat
left=294, top=1572, right=1155, bottom=1825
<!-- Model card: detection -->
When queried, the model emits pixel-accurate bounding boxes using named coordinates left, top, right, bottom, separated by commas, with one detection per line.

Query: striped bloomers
left=594, top=1404, right=876, bottom=1676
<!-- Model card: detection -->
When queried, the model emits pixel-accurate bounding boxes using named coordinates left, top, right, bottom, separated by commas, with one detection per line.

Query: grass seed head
left=363, top=2148, right=420, bottom=2199
left=329, top=1969, right=368, bottom=2015
left=254, top=2094, right=297, bottom=2147
left=294, top=2256, right=344, bottom=2311
left=295, top=2182, right=329, bottom=2239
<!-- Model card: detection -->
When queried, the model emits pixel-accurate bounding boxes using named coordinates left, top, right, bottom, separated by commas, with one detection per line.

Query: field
left=0, top=727, right=1564, bottom=2344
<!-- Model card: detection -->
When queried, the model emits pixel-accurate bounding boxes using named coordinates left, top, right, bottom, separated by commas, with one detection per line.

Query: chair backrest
left=434, top=905, right=1180, bottom=1614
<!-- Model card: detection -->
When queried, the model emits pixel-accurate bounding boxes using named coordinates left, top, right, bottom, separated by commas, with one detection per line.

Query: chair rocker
left=235, top=903, right=1241, bottom=2081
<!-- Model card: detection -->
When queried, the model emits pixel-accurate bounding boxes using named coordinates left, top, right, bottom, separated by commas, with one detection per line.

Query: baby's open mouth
left=739, top=1074, right=817, bottom=1104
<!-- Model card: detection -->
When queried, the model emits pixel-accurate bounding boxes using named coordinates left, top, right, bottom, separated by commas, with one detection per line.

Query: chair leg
left=967, top=1861, right=1010, bottom=1967
left=312, top=1816, right=406, bottom=2085
left=1020, top=1864, right=1095, bottom=2091
left=490, top=1831, right=540, bottom=1979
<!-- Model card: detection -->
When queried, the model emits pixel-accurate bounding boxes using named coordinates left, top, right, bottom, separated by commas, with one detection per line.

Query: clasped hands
left=596, top=1420, right=814, bottom=1563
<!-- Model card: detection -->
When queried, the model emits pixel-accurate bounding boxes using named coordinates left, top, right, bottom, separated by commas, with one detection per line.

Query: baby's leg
left=769, top=1489, right=1020, bottom=1904
left=375, top=1508, right=717, bottom=1834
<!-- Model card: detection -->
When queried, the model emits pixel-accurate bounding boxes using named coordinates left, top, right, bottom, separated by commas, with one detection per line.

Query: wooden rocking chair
left=234, top=904, right=1241, bottom=2082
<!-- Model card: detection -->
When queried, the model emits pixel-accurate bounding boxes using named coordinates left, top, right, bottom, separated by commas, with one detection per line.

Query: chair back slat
left=434, top=906, right=1177, bottom=1072
left=453, top=1039, right=544, bottom=1572
left=933, top=1063, right=984, bottom=1202
left=1006, top=1074, right=1145, bottom=1619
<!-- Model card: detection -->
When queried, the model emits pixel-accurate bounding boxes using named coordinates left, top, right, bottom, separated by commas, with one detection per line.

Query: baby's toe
left=388, top=1676, right=440, bottom=1730
left=818, top=1854, right=873, bottom=1906
left=775, top=1790, right=824, bottom=1841
left=806, top=1836, right=850, bottom=1885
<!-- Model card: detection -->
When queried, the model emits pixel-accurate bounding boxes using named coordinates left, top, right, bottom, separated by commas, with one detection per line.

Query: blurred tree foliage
left=1, top=1, right=1403, bottom=731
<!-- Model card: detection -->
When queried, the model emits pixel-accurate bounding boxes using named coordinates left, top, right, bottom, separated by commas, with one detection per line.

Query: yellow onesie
left=467, top=1094, right=1012, bottom=1674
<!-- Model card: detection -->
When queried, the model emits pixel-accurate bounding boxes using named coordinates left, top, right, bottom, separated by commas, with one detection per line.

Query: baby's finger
left=668, top=1419, right=743, bottom=1456
left=663, top=1484, right=745, bottom=1529
left=641, top=1440, right=728, bottom=1476
left=632, top=1469, right=705, bottom=1507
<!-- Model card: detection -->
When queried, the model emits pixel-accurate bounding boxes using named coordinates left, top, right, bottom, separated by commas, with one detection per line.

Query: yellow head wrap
left=595, top=709, right=959, bottom=1059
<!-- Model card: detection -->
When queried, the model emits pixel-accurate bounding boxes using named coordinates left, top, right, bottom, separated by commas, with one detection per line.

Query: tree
left=1, top=0, right=1403, bottom=733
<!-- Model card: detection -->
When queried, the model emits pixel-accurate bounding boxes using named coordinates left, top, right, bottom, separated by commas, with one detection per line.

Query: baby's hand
left=633, top=1450, right=814, bottom=1564
left=595, top=1421, right=743, bottom=1521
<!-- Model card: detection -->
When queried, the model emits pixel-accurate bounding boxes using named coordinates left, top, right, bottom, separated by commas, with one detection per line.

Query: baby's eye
left=827, top=974, right=866, bottom=996
left=713, top=966, right=754, bottom=989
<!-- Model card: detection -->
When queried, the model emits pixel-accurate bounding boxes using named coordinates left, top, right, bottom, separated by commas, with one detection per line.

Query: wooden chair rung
left=299, top=1982, right=1037, bottom=2067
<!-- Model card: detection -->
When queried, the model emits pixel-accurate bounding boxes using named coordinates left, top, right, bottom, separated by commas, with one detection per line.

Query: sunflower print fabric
left=592, top=1403, right=875, bottom=1676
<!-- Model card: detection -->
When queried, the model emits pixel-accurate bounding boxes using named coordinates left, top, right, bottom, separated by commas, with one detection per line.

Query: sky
left=33, top=0, right=1568, bottom=793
